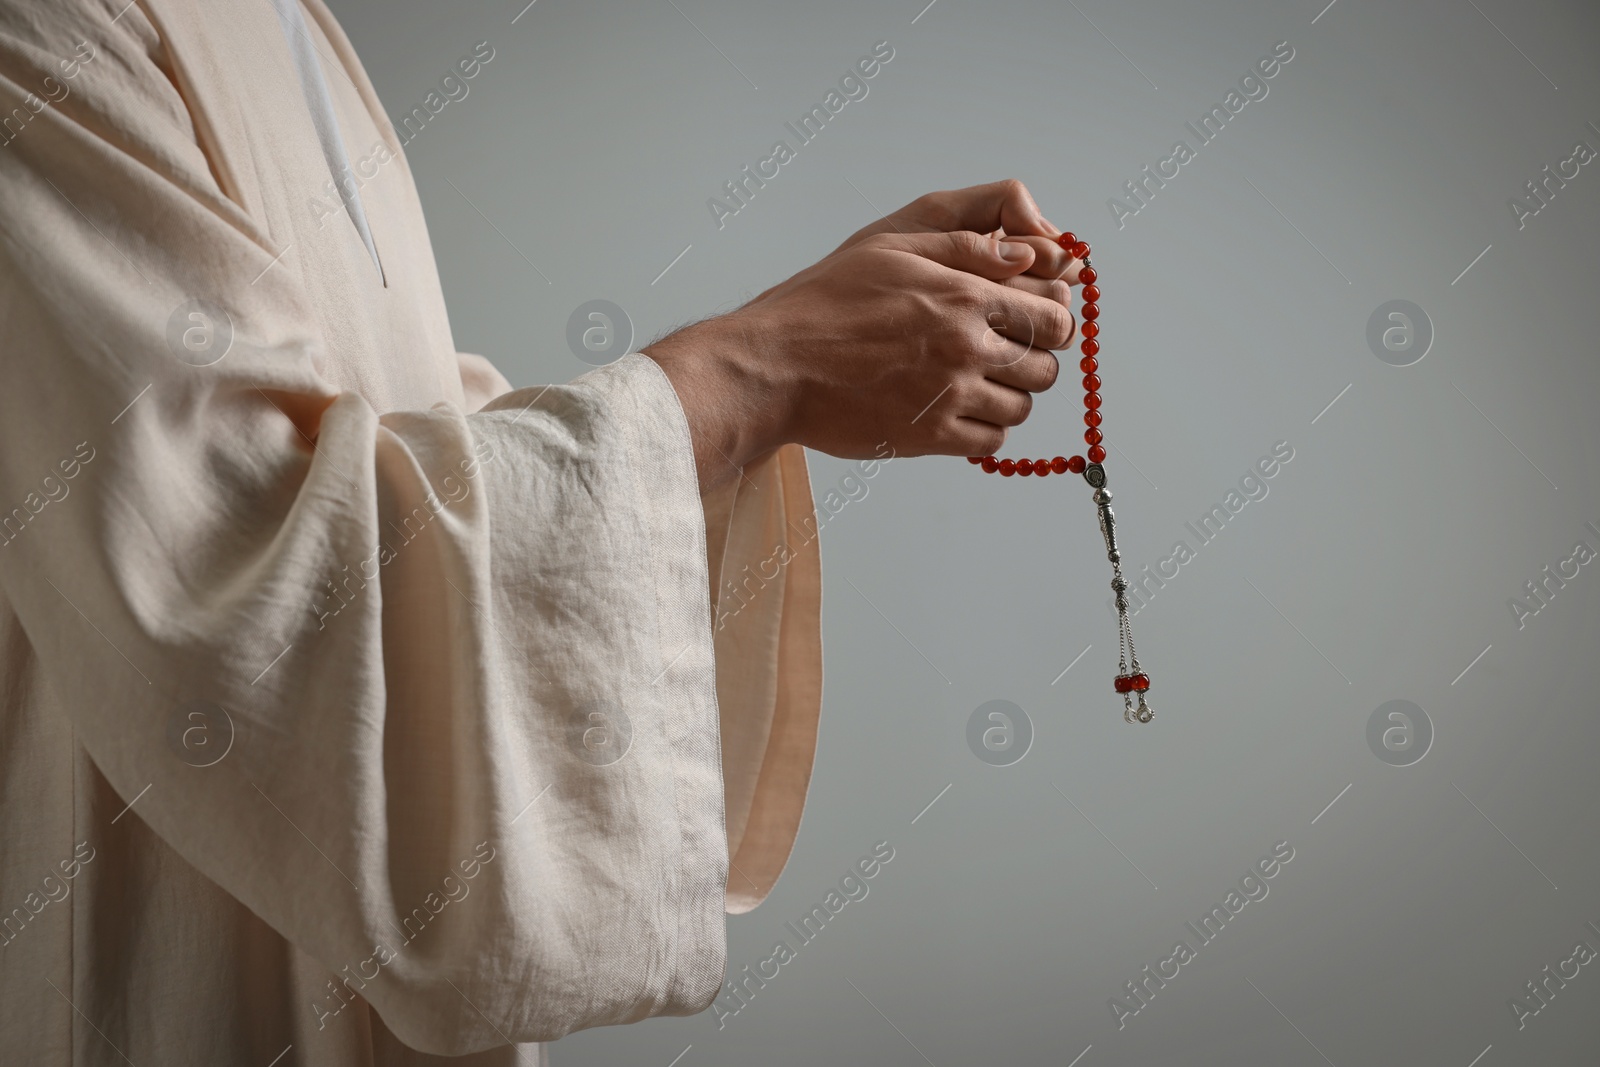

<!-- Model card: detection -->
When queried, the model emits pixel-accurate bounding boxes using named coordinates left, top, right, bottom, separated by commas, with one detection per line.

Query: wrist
left=642, top=310, right=797, bottom=477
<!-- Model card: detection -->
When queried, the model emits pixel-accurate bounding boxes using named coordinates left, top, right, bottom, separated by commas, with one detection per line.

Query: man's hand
left=827, top=179, right=1092, bottom=295
left=644, top=198, right=1077, bottom=489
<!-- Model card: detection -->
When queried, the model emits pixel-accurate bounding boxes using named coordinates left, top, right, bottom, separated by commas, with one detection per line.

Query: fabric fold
left=0, top=0, right=823, bottom=1061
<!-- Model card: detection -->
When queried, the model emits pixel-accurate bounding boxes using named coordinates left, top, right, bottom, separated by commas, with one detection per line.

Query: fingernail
left=999, top=241, right=1031, bottom=262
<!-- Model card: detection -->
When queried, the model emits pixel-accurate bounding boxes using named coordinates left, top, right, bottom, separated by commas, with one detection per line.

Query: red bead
left=1050, top=456, right=1068, bottom=474
left=1079, top=266, right=1097, bottom=285
left=1113, top=675, right=1133, bottom=693
left=1087, top=444, right=1106, bottom=463
left=1131, top=673, right=1151, bottom=691
left=981, top=456, right=999, bottom=473
left=1085, top=428, right=1103, bottom=445
left=998, top=459, right=1015, bottom=476
left=1082, top=284, right=1101, bottom=302
left=1066, top=455, right=1086, bottom=474
left=1070, top=241, right=1090, bottom=259
left=1084, top=410, right=1102, bottom=427
left=1084, top=392, right=1102, bottom=409
left=1080, top=338, right=1100, bottom=357
left=1081, top=303, right=1099, bottom=321
left=1079, top=355, right=1098, bottom=374
left=1057, top=231, right=1077, bottom=250
left=1017, top=458, right=1034, bottom=475
left=1033, top=459, right=1049, bottom=477
left=1081, top=321, right=1099, bottom=338
left=967, top=455, right=983, bottom=464
left=1082, top=373, right=1101, bottom=391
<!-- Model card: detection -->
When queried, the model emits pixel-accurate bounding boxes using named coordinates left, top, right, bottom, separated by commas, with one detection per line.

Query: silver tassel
left=1086, top=466, right=1152, bottom=723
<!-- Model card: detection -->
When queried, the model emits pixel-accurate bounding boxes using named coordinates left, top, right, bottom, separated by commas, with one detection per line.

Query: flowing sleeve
left=457, top=348, right=824, bottom=917
left=0, top=3, right=816, bottom=1057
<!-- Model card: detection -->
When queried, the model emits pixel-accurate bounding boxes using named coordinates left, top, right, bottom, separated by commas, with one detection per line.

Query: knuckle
left=953, top=334, right=992, bottom=371
left=914, top=191, right=957, bottom=230
left=1042, top=303, right=1073, bottom=349
left=978, top=339, right=1018, bottom=370
left=859, top=231, right=898, bottom=254
left=949, top=277, right=985, bottom=313
left=944, top=377, right=978, bottom=417
left=1040, top=352, right=1061, bottom=390
left=973, top=328, right=1011, bottom=367
left=1011, top=389, right=1034, bottom=425
left=1048, top=280, right=1072, bottom=307
left=905, top=288, right=944, bottom=325
left=953, top=229, right=986, bottom=258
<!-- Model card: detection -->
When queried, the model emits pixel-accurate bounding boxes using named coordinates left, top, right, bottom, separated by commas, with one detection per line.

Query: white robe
left=0, top=0, right=823, bottom=1061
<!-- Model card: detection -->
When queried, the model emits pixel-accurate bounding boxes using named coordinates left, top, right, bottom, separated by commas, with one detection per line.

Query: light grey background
left=326, top=0, right=1600, bottom=1063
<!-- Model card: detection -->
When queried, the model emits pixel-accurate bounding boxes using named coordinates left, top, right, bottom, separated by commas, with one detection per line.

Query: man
left=0, top=0, right=1080, bottom=1061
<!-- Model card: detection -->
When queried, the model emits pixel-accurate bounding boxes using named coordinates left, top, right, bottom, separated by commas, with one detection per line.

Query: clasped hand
left=644, top=179, right=1088, bottom=489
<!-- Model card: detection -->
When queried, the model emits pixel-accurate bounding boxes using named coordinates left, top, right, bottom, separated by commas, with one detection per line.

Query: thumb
left=885, top=229, right=1035, bottom=280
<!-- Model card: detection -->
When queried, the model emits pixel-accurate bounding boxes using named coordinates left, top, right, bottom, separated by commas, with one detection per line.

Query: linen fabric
left=0, top=0, right=822, bottom=1061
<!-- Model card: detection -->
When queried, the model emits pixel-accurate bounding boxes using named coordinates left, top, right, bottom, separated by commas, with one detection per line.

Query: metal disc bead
left=1083, top=463, right=1107, bottom=488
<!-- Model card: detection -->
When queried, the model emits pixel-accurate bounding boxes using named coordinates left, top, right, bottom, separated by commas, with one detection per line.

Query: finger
left=908, top=179, right=1060, bottom=241
left=978, top=344, right=1060, bottom=393
left=949, top=417, right=1007, bottom=460
left=981, top=286, right=1076, bottom=351
left=882, top=229, right=1035, bottom=280
left=955, top=379, right=1035, bottom=429
left=999, top=273, right=1075, bottom=305
left=973, top=329, right=1034, bottom=373
left=1000, top=235, right=1086, bottom=284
